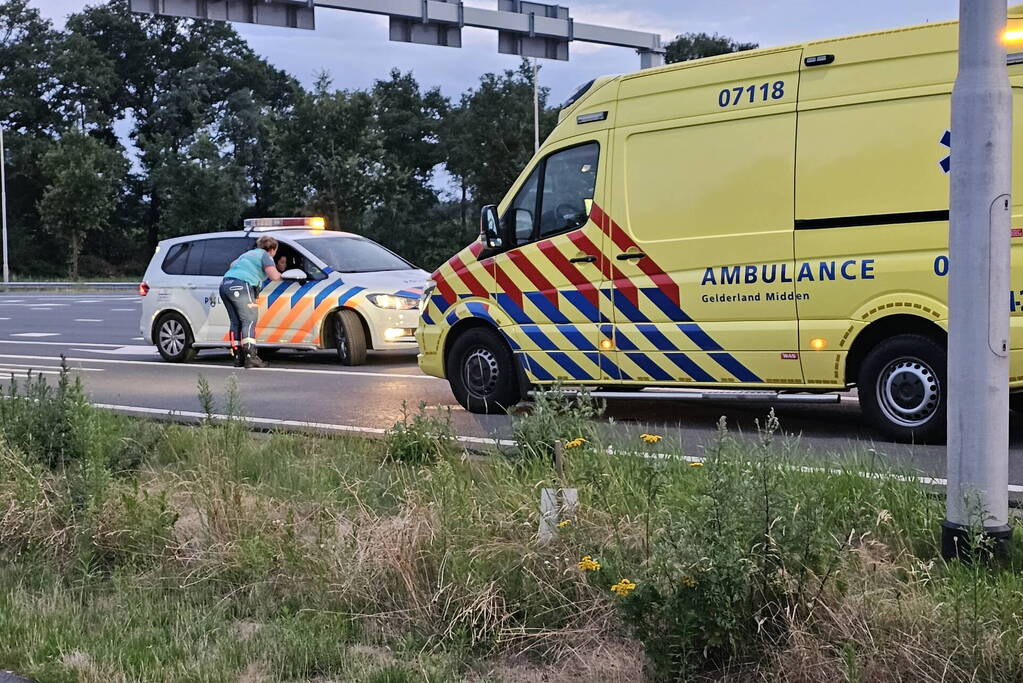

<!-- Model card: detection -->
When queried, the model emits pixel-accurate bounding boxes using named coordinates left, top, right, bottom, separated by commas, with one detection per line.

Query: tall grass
left=1, top=375, right=1022, bottom=681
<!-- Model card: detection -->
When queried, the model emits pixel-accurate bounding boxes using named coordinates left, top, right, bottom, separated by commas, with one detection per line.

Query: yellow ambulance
left=417, top=19, right=1023, bottom=443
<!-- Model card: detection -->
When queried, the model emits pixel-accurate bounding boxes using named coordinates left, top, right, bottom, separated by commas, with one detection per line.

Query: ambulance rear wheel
left=858, top=334, right=946, bottom=443
left=448, top=327, right=520, bottom=414
left=155, top=312, right=196, bottom=363
left=333, top=309, right=367, bottom=366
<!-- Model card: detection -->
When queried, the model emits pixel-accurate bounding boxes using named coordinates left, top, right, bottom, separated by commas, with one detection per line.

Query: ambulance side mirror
left=281, top=268, right=307, bottom=281
left=480, top=205, right=503, bottom=250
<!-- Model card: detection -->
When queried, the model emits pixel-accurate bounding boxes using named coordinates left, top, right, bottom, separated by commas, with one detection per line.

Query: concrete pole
left=1, top=124, right=8, bottom=284
left=943, top=0, right=1013, bottom=558
left=532, top=57, right=540, bottom=153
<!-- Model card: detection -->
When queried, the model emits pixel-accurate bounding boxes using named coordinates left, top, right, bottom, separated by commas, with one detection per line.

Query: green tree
left=37, top=130, right=127, bottom=279
left=442, top=60, right=558, bottom=210
left=664, top=32, right=758, bottom=64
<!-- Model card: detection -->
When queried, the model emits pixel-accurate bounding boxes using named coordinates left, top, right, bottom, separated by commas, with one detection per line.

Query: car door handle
left=185, top=283, right=198, bottom=289
left=570, top=255, right=597, bottom=264
left=616, top=252, right=646, bottom=261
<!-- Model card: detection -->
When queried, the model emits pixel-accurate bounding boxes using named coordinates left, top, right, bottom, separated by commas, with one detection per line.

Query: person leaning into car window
left=221, top=235, right=283, bottom=368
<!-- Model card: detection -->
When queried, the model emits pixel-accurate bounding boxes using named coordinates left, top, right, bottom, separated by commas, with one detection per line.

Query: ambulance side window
left=538, top=143, right=599, bottom=238
left=503, top=167, right=540, bottom=246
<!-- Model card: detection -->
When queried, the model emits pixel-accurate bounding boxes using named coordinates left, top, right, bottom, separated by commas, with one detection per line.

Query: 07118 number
left=718, top=81, right=785, bottom=107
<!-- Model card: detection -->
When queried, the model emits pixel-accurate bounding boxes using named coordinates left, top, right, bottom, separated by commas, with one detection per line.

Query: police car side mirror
left=281, top=268, right=307, bottom=281
left=480, top=205, right=502, bottom=249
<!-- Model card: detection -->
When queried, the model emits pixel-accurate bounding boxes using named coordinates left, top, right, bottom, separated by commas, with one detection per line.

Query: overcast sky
left=35, top=0, right=961, bottom=103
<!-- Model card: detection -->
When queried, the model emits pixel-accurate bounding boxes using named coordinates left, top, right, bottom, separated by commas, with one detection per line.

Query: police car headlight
left=367, top=293, right=419, bottom=310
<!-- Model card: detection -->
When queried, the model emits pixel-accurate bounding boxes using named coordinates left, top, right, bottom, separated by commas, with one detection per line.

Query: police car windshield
left=297, top=236, right=412, bottom=273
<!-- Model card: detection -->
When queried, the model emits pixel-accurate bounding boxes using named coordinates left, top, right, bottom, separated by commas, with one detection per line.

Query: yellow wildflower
left=557, top=519, right=572, bottom=528
left=640, top=433, right=662, bottom=444
left=565, top=437, right=586, bottom=449
left=578, top=555, right=601, bottom=572
left=689, top=461, right=704, bottom=468
left=611, top=578, right=637, bottom=596
left=681, top=575, right=696, bottom=588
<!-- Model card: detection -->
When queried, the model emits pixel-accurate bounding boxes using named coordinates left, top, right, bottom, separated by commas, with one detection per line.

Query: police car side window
left=199, top=238, right=255, bottom=276
left=161, top=243, right=190, bottom=275
left=538, top=143, right=599, bottom=238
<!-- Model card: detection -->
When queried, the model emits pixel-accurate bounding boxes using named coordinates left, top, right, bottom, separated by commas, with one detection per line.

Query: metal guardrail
left=0, top=282, right=138, bottom=291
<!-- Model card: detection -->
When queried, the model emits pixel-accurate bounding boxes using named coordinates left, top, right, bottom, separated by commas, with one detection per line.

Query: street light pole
left=943, top=0, right=1013, bottom=558
left=532, top=57, right=540, bottom=153
left=1, top=124, right=8, bottom=284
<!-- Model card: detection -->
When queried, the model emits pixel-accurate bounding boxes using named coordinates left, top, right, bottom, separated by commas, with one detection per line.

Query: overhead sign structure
left=129, top=0, right=316, bottom=30
left=133, top=0, right=664, bottom=69
left=497, top=1, right=569, bottom=62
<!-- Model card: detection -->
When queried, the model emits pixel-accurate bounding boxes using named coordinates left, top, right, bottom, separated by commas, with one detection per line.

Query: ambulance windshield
left=298, top=236, right=412, bottom=273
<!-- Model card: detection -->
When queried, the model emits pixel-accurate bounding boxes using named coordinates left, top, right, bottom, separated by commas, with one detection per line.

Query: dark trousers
left=220, top=277, right=259, bottom=348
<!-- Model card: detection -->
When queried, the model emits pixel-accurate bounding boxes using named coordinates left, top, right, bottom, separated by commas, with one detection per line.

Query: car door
left=488, top=134, right=615, bottom=383
left=159, top=240, right=210, bottom=340
left=192, top=237, right=255, bottom=343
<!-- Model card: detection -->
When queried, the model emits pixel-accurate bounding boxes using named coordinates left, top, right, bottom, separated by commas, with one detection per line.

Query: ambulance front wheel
left=858, top=334, right=946, bottom=443
left=447, top=327, right=521, bottom=414
left=155, top=312, right=197, bottom=363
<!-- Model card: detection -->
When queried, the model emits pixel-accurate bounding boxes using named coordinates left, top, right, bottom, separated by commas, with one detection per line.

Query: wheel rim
left=335, top=318, right=349, bottom=362
left=462, top=346, right=500, bottom=399
left=876, top=356, right=940, bottom=428
left=159, top=319, right=186, bottom=356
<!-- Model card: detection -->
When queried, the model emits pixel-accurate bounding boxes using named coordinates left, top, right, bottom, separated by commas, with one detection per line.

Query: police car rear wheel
left=448, top=327, right=520, bottom=414
left=333, top=309, right=367, bottom=366
left=155, top=312, right=196, bottom=363
left=858, top=334, right=946, bottom=443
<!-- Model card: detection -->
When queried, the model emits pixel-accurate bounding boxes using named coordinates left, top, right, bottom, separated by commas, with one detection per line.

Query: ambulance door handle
left=570, top=255, right=596, bottom=264
left=616, top=252, right=646, bottom=261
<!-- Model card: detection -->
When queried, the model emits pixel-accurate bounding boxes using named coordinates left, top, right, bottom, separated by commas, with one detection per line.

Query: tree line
left=0, top=0, right=754, bottom=278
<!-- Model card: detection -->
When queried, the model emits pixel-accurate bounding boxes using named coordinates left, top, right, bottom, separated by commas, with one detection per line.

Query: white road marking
left=90, top=402, right=513, bottom=446
left=77, top=346, right=158, bottom=356
left=0, top=352, right=439, bottom=380
left=74, top=319, right=104, bottom=322
left=0, top=317, right=9, bottom=320
left=111, top=308, right=135, bottom=311
left=0, top=362, right=102, bottom=372
left=132, top=337, right=144, bottom=340
left=75, top=300, right=101, bottom=303
left=11, top=333, right=60, bottom=338
left=0, top=340, right=121, bottom=347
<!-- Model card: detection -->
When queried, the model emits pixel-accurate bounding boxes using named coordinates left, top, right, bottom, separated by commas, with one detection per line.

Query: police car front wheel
left=448, top=327, right=520, bottom=414
left=333, top=309, right=367, bottom=366
left=155, top=312, right=197, bottom=363
left=858, top=334, right=946, bottom=443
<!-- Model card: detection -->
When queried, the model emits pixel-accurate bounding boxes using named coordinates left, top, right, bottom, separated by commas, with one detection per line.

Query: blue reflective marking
left=605, top=290, right=649, bottom=322
left=290, top=280, right=318, bottom=307
left=446, top=310, right=459, bottom=326
left=431, top=294, right=450, bottom=313
left=266, top=282, right=294, bottom=308
left=556, top=325, right=596, bottom=351
left=678, top=323, right=722, bottom=351
left=641, top=287, right=693, bottom=323
left=625, top=352, right=673, bottom=381
left=421, top=310, right=434, bottom=326
left=561, top=290, right=605, bottom=323
left=495, top=293, right=533, bottom=324
left=594, top=353, right=630, bottom=381
left=525, top=291, right=570, bottom=324
left=710, top=353, right=762, bottom=382
left=313, top=279, right=346, bottom=308
left=336, top=286, right=364, bottom=308
left=613, top=328, right=639, bottom=351
left=465, top=301, right=497, bottom=326
left=322, top=266, right=335, bottom=275
left=665, top=353, right=715, bottom=383
left=395, top=289, right=420, bottom=298
left=521, top=325, right=558, bottom=350
left=636, top=324, right=677, bottom=351
left=521, top=353, right=554, bottom=380
left=549, top=352, right=592, bottom=380
left=503, top=333, right=521, bottom=351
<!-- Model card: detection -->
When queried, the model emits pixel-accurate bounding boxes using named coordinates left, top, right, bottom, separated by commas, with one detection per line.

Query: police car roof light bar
left=243, top=216, right=327, bottom=232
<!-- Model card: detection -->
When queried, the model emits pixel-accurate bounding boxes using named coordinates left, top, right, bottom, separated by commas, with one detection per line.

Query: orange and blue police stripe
left=422, top=202, right=763, bottom=385
left=220, top=276, right=421, bottom=346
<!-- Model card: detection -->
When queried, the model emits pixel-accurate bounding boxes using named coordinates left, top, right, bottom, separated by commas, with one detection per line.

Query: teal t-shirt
left=224, top=248, right=273, bottom=286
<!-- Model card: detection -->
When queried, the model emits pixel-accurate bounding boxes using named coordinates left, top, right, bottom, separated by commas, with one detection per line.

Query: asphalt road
left=3, top=292, right=1023, bottom=485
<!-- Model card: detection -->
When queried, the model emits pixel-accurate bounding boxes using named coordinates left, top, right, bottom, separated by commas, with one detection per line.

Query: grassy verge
left=2, top=370, right=1023, bottom=681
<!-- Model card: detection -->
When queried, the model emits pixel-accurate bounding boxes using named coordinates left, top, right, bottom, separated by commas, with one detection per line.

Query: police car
left=140, top=217, right=428, bottom=365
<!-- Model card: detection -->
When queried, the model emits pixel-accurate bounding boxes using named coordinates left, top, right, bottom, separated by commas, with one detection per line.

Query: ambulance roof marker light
left=242, top=216, right=328, bottom=233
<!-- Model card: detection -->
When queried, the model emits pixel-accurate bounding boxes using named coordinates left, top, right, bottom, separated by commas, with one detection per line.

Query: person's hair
left=256, top=236, right=278, bottom=252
